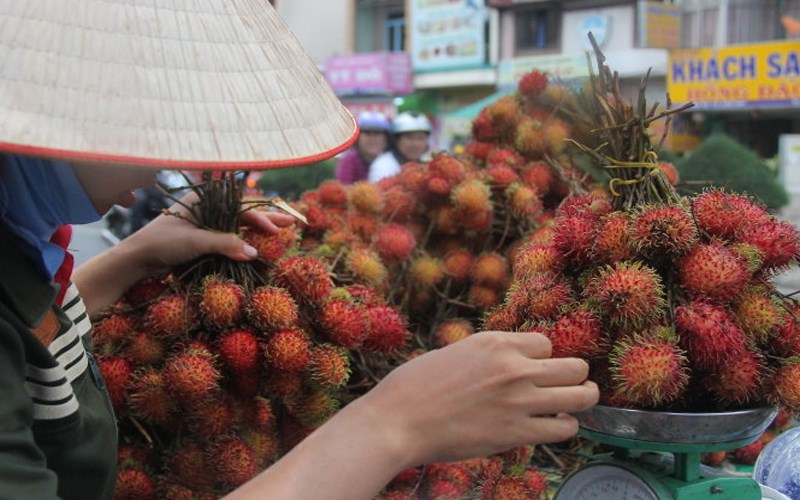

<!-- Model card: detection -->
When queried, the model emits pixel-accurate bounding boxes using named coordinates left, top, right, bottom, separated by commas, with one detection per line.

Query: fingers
left=197, top=233, right=258, bottom=262
left=524, top=413, right=581, bottom=444
left=526, top=381, right=599, bottom=416
left=240, top=209, right=296, bottom=235
left=478, top=330, right=553, bottom=359
left=527, top=357, right=590, bottom=388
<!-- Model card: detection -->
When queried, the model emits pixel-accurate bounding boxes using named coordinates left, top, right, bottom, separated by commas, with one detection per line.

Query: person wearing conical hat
left=0, top=2, right=598, bottom=499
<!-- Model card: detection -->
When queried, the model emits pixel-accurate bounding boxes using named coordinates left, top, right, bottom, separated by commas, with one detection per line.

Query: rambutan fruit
left=124, top=276, right=167, bottom=307
left=426, top=175, right=452, bottom=197
left=397, top=162, right=429, bottom=193
left=738, top=219, right=800, bottom=270
left=509, top=273, right=573, bottom=321
left=429, top=153, right=467, bottom=184
left=730, top=242, right=764, bottom=273
left=320, top=298, right=370, bottom=349
left=128, top=369, right=178, bottom=426
left=610, top=335, right=689, bottom=408
left=518, top=70, right=548, bottom=98
left=302, top=202, right=332, bottom=233
left=97, top=355, right=131, bottom=413
left=479, top=475, right=536, bottom=500
left=273, top=255, right=334, bottom=304
left=657, top=161, right=680, bottom=185
left=482, top=305, right=521, bottom=331
left=373, top=224, right=417, bottom=262
left=505, top=183, right=543, bottom=219
left=557, top=193, right=613, bottom=219
left=461, top=208, right=494, bottom=233
left=471, top=252, right=509, bottom=288
left=468, top=284, right=503, bottom=310
left=348, top=181, right=383, bottom=214
left=543, top=119, right=569, bottom=155
left=187, top=394, right=234, bottom=436
left=212, top=437, right=259, bottom=487
left=265, top=328, right=311, bottom=372
left=347, top=213, right=380, bottom=243
left=410, top=256, right=446, bottom=289
left=730, top=436, right=767, bottom=465
left=485, top=96, right=520, bottom=139
left=217, top=328, right=261, bottom=374
left=701, top=451, right=728, bottom=466
left=145, top=294, right=194, bottom=339
left=512, top=243, right=563, bottom=279
left=443, top=248, right=474, bottom=282
left=317, top=179, right=348, bottom=206
left=382, top=186, right=417, bottom=222
left=552, top=214, right=598, bottom=263
left=160, top=482, right=217, bottom=500
left=523, top=469, right=549, bottom=499
left=434, top=319, right=475, bottom=347
left=487, top=147, right=524, bottom=170
left=124, top=330, right=165, bottom=366
left=586, top=261, right=666, bottom=329
left=521, top=161, right=554, bottom=194
left=734, top=288, right=784, bottom=343
left=692, top=189, right=770, bottom=240
left=675, top=299, right=748, bottom=370
left=464, top=141, right=493, bottom=162
left=243, top=397, right=276, bottom=431
left=768, top=360, right=800, bottom=412
left=629, top=204, right=698, bottom=256
left=773, top=305, right=800, bottom=357
left=514, top=117, right=546, bottom=159
left=346, top=247, right=388, bottom=288
left=345, top=284, right=387, bottom=307
left=247, top=286, right=299, bottom=332
left=592, top=212, right=635, bottom=264
left=263, top=370, right=305, bottom=402
left=308, top=344, right=350, bottom=388
left=93, top=313, right=135, bottom=347
left=472, top=111, right=499, bottom=143
left=677, top=241, right=750, bottom=301
left=163, top=347, right=221, bottom=405
left=116, top=469, right=155, bottom=500
left=705, top=349, right=766, bottom=407
left=452, top=179, right=492, bottom=216
left=546, top=309, right=605, bottom=358
left=364, top=305, right=410, bottom=353
left=198, top=275, right=244, bottom=331
left=290, top=390, right=340, bottom=427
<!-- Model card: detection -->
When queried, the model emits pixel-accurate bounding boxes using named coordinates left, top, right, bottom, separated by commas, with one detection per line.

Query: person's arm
left=73, top=194, right=295, bottom=318
left=227, top=331, right=598, bottom=500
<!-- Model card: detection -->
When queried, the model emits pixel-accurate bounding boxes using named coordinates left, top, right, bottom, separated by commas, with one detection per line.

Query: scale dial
left=555, top=463, right=662, bottom=500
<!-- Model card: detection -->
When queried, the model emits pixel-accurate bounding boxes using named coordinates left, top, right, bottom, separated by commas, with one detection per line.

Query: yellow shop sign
left=668, top=40, right=800, bottom=109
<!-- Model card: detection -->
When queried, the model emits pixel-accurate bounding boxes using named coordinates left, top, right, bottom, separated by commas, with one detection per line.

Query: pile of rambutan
left=96, top=172, right=418, bottom=499
left=485, top=45, right=800, bottom=420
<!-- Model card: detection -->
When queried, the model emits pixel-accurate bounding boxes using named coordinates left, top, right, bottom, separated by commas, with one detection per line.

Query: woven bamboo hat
left=0, top=1, right=358, bottom=170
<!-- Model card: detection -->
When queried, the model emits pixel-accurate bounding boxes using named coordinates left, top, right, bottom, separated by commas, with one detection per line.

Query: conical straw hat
left=0, top=1, right=358, bottom=170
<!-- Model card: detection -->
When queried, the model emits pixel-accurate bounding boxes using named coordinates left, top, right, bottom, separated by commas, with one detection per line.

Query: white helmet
left=392, top=111, right=432, bottom=135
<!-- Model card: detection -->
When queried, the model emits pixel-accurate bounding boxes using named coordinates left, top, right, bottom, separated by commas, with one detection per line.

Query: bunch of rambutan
left=95, top=172, right=414, bottom=498
left=484, top=49, right=800, bottom=420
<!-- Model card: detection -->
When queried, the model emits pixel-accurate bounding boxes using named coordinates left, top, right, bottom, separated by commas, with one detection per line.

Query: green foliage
left=256, top=158, right=337, bottom=200
left=676, top=133, right=789, bottom=209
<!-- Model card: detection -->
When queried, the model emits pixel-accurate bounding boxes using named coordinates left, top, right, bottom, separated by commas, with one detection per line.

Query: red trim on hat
left=0, top=123, right=358, bottom=171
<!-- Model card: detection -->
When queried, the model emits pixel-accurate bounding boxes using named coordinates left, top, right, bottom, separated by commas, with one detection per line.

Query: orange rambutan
left=373, top=224, right=417, bottom=262
left=512, top=243, right=563, bottom=278
left=410, top=255, right=446, bottom=288
left=265, top=328, right=311, bottom=372
left=508, top=273, right=573, bottom=321
left=557, top=193, right=613, bottom=219
left=247, top=286, right=299, bottom=332
left=506, top=183, right=543, bottom=219
left=346, top=247, right=388, bottom=287
left=382, top=186, right=417, bottom=222
left=546, top=309, right=605, bottom=358
left=163, top=347, right=221, bottom=405
left=290, top=390, right=340, bottom=427
left=768, top=360, right=800, bottom=412
left=434, top=319, right=475, bottom=347
left=521, top=161, right=554, bottom=194
left=128, top=369, right=177, bottom=426
left=443, top=248, right=474, bottom=282
left=263, top=370, right=305, bottom=402
left=93, top=313, right=135, bottom=347
left=514, top=118, right=546, bottom=159
left=124, top=330, right=165, bottom=366
left=347, top=213, right=380, bottom=243
left=468, top=284, right=503, bottom=310
left=482, top=305, right=521, bottom=331
left=320, top=297, right=370, bottom=349
left=486, top=147, right=524, bottom=170
left=677, top=241, right=750, bottom=301
left=610, top=335, right=689, bottom=408
left=485, top=96, right=520, bottom=139
left=187, top=394, right=234, bottom=436
left=464, top=141, right=493, bottom=162
left=586, top=261, right=666, bottom=329
left=657, top=161, right=680, bottom=185
left=308, top=344, right=350, bottom=388
left=675, top=299, right=748, bottom=370
left=543, top=119, right=569, bottom=155
left=317, top=179, right=348, bottom=206
left=273, top=255, right=334, bottom=304
left=471, top=252, right=509, bottom=288
left=451, top=179, right=492, bottom=215
left=163, top=440, right=217, bottom=490
left=212, top=437, right=259, bottom=487
left=734, top=288, right=784, bottom=343
left=145, top=294, right=194, bottom=339
left=348, top=181, right=383, bottom=214
left=705, top=349, right=766, bottom=407
left=629, top=204, right=698, bottom=256
left=429, top=153, right=467, bottom=185
left=692, top=189, right=770, bottom=240
left=487, top=164, right=520, bottom=188
left=198, top=275, right=244, bottom=330
left=591, top=212, right=634, bottom=264
left=364, top=305, right=410, bottom=353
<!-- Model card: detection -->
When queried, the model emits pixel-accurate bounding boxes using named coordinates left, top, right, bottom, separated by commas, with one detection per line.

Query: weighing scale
left=554, top=405, right=785, bottom=500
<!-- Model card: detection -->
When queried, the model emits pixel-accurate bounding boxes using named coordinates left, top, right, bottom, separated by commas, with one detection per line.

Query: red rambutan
left=116, top=468, right=155, bottom=500
left=738, top=219, right=800, bottom=270
left=247, top=286, right=299, bottom=332
left=265, top=328, right=311, bottom=372
left=97, top=355, right=131, bottom=413
left=198, top=275, right=244, bottom=331
left=212, top=437, right=259, bottom=487
left=471, top=252, right=509, bottom=288
left=273, top=255, right=334, bottom=304
left=518, top=70, right=548, bottom=98
left=675, top=299, right=748, bottom=370
left=610, top=335, right=689, bottom=408
left=587, top=261, right=666, bottom=329
left=145, top=294, right=194, bottom=339
left=128, top=369, right=178, bottom=425
left=364, top=305, right=410, bottom=353
left=317, top=179, right=348, bottom=206
left=768, top=360, right=800, bottom=412
left=692, top=189, right=770, bottom=240
left=546, top=309, right=605, bottom=358
left=629, top=204, right=698, bottom=256
left=506, top=183, right=543, bottom=219
left=308, top=344, right=351, bottom=388
left=443, top=248, right=474, bottom=282
left=677, top=241, right=750, bottom=301
left=705, top=349, right=766, bottom=407
left=163, top=347, right=221, bottom=405
left=217, top=328, right=261, bottom=373
left=320, top=298, right=370, bottom=349
left=373, top=224, right=417, bottom=262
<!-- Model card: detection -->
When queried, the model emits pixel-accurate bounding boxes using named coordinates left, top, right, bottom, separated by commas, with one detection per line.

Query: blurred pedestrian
left=335, top=111, right=392, bottom=184
left=368, top=111, right=432, bottom=182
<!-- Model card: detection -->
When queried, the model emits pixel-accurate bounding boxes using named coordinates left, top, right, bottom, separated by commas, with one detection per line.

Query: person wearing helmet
left=368, top=111, right=432, bottom=182
left=335, top=111, right=392, bottom=184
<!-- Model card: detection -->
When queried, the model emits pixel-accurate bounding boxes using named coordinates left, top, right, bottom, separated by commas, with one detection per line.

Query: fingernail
left=243, top=244, right=258, bottom=258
